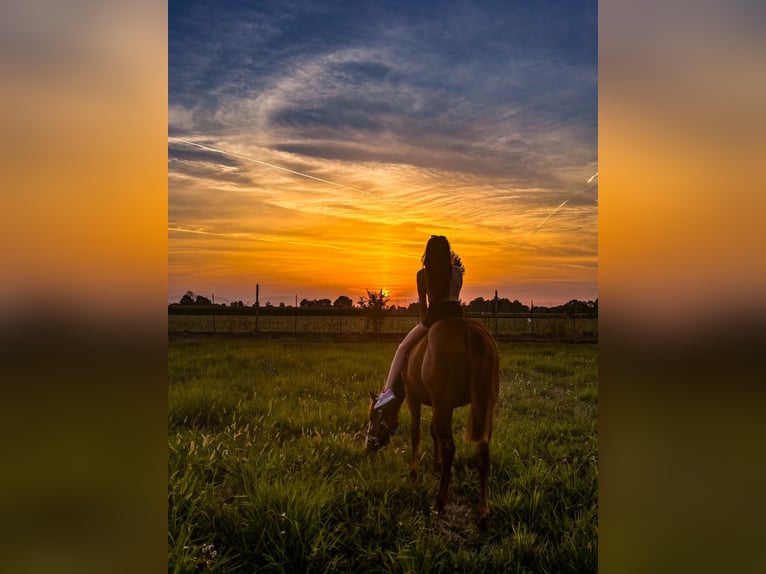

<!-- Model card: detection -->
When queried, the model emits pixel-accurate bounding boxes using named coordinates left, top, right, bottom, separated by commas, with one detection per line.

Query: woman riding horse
left=367, top=235, right=499, bottom=525
left=374, top=235, right=465, bottom=409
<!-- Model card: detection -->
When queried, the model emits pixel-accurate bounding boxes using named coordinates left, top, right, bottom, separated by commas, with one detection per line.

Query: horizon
left=167, top=283, right=597, bottom=309
left=169, top=2, right=597, bottom=305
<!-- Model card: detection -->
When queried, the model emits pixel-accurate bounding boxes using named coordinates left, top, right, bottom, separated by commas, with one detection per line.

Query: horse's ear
left=368, top=390, right=378, bottom=401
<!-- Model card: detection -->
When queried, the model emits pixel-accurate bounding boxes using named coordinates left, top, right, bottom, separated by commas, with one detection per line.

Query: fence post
left=212, top=293, right=216, bottom=333
left=493, top=290, right=498, bottom=336
left=294, top=295, right=298, bottom=334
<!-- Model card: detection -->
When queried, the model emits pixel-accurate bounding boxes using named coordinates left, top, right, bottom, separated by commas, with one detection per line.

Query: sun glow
left=168, top=2, right=597, bottom=308
left=168, top=144, right=598, bottom=306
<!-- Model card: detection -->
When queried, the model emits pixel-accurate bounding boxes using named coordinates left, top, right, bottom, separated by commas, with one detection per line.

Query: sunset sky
left=168, top=0, right=597, bottom=308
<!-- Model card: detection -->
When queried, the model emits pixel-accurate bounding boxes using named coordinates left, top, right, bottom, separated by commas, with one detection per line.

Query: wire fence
left=168, top=309, right=597, bottom=342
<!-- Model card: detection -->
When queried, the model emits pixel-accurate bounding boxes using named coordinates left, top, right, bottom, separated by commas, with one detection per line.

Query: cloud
left=168, top=1, right=598, bottom=303
left=169, top=14, right=596, bottom=183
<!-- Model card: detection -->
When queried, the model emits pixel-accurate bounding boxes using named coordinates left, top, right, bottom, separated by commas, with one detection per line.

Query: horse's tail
left=465, top=324, right=499, bottom=444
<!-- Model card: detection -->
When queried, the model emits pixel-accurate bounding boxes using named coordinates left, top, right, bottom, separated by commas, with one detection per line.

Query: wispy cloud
left=169, top=136, right=370, bottom=195
left=168, top=1, right=597, bottom=303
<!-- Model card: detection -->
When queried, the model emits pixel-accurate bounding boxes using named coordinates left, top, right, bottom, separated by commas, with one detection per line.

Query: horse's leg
left=432, top=404, right=455, bottom=516
left=408, top=401, right=422, bottom=479
left=429, top=416, right=441, bottom=472
left=476, top=441, right=491, bottom=527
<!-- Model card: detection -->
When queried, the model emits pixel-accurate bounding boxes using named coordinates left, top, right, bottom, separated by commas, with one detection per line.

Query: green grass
left=169, top=338, right=597, bottom=573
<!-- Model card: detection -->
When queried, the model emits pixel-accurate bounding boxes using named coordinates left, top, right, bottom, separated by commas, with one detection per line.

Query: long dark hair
left=422, top=235, right=453, bottom=303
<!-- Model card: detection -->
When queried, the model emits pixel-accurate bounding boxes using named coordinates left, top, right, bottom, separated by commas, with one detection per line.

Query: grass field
left=168, top=336, right=598, bottom=573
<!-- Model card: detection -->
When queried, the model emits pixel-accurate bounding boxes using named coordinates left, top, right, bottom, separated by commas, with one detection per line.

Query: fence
left=168, top=309, right=597, bottom=342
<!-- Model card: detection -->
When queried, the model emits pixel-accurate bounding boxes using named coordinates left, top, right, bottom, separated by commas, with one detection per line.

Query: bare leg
left=381, top=323, right=428, bottom=391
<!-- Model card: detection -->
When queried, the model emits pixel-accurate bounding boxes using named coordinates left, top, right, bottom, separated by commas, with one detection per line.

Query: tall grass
left=169, top=339, right=597, bottom=573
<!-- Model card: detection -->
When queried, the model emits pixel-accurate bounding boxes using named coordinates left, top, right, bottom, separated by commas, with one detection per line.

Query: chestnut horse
left=365, top=317, right=499, bottom=525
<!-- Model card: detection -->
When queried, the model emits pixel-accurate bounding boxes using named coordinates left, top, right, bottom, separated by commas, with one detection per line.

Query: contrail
left=524, top=200, right=569, bottom=239
left=525, top=171, right=598, bottom=239
left=168, top=225, right=357, bottom=251
left=169, top=136, right=369, bottom=195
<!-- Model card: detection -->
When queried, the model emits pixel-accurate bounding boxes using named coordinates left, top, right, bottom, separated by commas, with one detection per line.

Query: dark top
left=416, top=265, right=464, bottom=327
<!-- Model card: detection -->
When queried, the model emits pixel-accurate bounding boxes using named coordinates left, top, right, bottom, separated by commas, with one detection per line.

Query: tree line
left=171, top=290, right=597, bottom=316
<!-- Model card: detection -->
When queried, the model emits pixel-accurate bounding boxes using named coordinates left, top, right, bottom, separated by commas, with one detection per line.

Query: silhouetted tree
left=180, top=291, right=195, bottom=305
left=195, top=295, right=212, bottom=305
left=506, top=299, right=529, bottom=313
left=333, top=295, right=353, bottom=308
left=300, top=298, right=332, bottom=308
left=467, top=297, right=490, bottom=313
left=358, top=289, right=390, bottom=335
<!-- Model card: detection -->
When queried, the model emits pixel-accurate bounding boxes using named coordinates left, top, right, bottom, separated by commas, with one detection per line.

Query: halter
left=366, top=406, right=397, bottom=449
left=375, top=407, right=398, bottom=435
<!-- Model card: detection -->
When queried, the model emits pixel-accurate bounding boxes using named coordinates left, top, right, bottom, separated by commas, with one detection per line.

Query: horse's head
left=365, top=390, right=400, bottom=451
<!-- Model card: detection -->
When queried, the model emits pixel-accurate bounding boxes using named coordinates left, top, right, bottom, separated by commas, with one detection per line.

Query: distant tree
left=467, top=297, right=490, bottom=313
left=507, top=299, right=529, bottom=313
left=180, top=291, right=195, bottom=305
left=195, top=294, right=212, bottom=305
left=357, top=289, right=390, bottom=335
left=333, top=295, right=353, bottom=308
left=300, top=298, right=333, bottom=308
left=550, top=299, right=592, bottom=315
left=569, top=299, right=589, bottom=314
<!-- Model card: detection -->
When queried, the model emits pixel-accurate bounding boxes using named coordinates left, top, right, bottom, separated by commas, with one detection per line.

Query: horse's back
left=415, top=318, right=498, bottom=407
left=428, top=317, right=497, bottom=361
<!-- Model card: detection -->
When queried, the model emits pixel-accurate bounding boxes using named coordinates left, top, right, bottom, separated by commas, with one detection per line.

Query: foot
left=374, top=388, right=396, bottom=409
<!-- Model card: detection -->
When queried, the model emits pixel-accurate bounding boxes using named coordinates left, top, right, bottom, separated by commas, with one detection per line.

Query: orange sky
left=168, top=140, right=597, bottom=307
left=168, top=4, right=597, bottom=308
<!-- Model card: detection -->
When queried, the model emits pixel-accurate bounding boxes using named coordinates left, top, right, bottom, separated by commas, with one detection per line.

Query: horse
left=365, top=317, right=500, bottom=525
